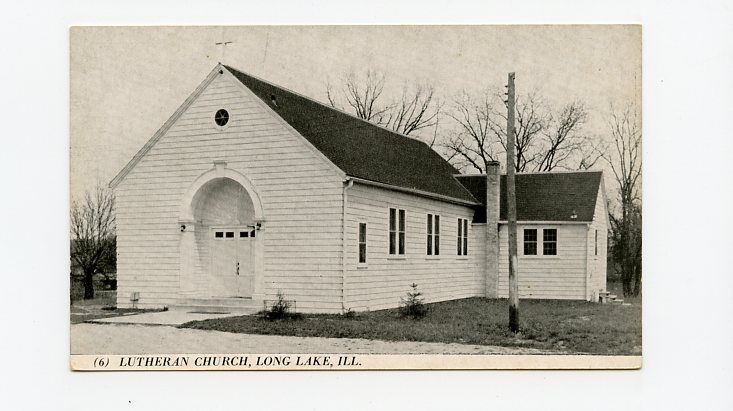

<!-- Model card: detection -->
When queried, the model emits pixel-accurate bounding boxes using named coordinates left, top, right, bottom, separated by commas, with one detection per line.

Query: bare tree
left=535, top=101, right=588, bottom=171
left=383, top=84, right=441, bottom=136
left=443, top=90, right=501, bottom=173
left=326, top=69, right=442, bottom=144
left=576, top=136, right=605, bottom=170
left=444, top=88, right=592, bottom=173
left=603, top=103, right=642, bottom=296
left=70, top=186, right=116, bottom=300
left=326, top=69, right=392, bottom=123
left=492, top=92, right=550, bottom=172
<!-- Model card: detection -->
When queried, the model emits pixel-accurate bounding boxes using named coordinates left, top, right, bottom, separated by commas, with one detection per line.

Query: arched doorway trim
left=179, top=162, right=264, bottom=223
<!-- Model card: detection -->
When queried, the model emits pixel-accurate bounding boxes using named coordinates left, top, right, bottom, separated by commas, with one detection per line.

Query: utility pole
left=505, top=72, right=520, bottom=333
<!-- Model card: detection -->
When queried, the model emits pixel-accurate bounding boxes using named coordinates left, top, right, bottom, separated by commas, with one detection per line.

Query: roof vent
left=570, top=210, right=578, bottom=220
left=270, top=95, right=278, bottom=107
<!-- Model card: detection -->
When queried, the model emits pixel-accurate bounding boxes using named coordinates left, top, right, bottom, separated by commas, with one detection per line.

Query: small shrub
left=264, top=291, right=301, bottom=320
left=398, top=283, right=428, bottom=319
left=342, top=308, right=356, bottom=319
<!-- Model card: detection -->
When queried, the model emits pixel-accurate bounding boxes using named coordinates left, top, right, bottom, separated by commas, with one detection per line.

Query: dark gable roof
left=455, top=171, right=603, bottom=223
left=224, top=65, right=477, bottom=204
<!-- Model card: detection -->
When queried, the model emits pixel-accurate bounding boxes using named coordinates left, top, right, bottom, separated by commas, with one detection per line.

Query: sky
left=70, top=25, right=641, bottom=202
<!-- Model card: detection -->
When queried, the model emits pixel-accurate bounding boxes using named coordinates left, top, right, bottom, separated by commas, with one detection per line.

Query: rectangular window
left=358, top=223, right=367, bottom=264
left=457, top=218, right=469, bottom=255
left=239, top=231, right=249, bottom=237
left=594, top=229, right=598, bottom=256
left=523, top=229, right=537, bottom=255
left=457, top=219, right=462, bottom=255
left=434, top=215, right=440, bottom=255
left=389, top=208, right=406, bottom=255
left=426, top=214, right=440, bottom=255
left=225, top=231, right=234, bottom=238
left=427, top=214, right=433, bottom=255
left=215, top=231, right=223, bottom=238
left=543, top=228, right=557, bottom=255
left=389, top=208, right=396, bottom=255
left=398, top=209, right=405, bottom=255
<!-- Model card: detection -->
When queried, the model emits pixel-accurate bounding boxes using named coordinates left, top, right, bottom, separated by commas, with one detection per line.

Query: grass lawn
left=181, top=297, right=641, bottom=355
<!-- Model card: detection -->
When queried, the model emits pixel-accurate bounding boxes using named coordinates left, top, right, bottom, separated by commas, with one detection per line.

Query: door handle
left=236, top=261, right=240, bottom=275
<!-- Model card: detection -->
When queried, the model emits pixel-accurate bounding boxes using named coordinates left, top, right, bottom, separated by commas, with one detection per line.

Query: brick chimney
left=485, top=161, right=500, bottom=298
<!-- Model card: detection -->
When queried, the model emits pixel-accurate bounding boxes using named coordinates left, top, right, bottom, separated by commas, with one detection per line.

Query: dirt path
left=71, top=323, right=557, bottom=355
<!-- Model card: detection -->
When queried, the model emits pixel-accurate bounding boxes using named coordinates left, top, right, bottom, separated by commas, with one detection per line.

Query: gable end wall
left=114, top=71, right=345, bottom=312
left=587, top=186, right=609, bottom=298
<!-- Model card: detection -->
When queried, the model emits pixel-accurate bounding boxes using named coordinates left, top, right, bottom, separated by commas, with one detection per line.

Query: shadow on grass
left=181, top=297, right=641, bottom=355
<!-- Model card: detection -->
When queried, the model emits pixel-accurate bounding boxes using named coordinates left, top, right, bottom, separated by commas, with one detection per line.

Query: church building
left=110, top=64, right=608, bottom=313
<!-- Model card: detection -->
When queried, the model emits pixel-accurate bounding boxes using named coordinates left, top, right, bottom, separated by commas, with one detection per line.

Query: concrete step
left=178, top=297, right=260, bottom=306
left=175, top=297, right=263, bottom=314
left=175, top=305, right=259, bottom=315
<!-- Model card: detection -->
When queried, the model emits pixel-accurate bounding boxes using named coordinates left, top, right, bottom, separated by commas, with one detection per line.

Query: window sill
left=425, top=256, right=441, bottom=260
left=387, top=256, right=407, bottom=261
left=455, top=257, right=470, bottom=261
left=356, top=264, right=369, bottom=270
left=521, top=255, right=561, bottom=260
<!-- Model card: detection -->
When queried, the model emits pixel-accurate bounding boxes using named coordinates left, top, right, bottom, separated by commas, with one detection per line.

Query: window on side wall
left=594, top=229, right=598, bottom=256
left=523, top=229, right=537, bottom=255
left=543, top=228, right=557, bottom=255
left=389, top=208, right=406, bottom=255
left=427, top=214, right=433, bottom=255
left=457, top=218, right=469, bottom=256
left=435, top=215, right=440, bottom=255
left=427, top=214, right=440, bottom=256
left=358, top=223, right=367, bottom=264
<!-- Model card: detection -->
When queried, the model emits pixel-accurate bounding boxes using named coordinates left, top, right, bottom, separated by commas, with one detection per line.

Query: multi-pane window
left=215, top=229, right=254, bottom=239
left=358, top=223, right=367, bottom=264
left=457, top=218, right=469, bottom=255
left=427, top=214, right=440, bottom=255
left=389, top=208, right=406, bottom=255
left=594, top=229, right=598, bottom=256
left=543, top=228, right=557, bottom=255
left=523, top=229, right=537, bottom=255
left=435, top=215, right=440, bottom=255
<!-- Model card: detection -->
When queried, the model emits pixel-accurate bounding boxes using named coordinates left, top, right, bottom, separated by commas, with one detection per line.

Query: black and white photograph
left=67, top=25, right=643, bottom=369
left=6, top=0, right=733, bottom=408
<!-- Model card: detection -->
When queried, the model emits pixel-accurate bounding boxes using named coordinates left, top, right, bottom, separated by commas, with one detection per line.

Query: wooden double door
left=211, top=227, right=256, bottom=298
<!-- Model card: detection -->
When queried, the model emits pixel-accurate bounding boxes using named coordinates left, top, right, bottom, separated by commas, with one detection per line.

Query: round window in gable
left=214, top=109, right=229, bottom=127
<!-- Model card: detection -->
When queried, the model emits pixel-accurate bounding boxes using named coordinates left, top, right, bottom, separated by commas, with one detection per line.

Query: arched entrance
left=178, top=164, right=264, bottom=300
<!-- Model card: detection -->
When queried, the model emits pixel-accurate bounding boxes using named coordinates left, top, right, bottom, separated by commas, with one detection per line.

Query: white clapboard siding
left=344, top=183, right=485, bottom=311
left=115, top=72, right=345, bottom=312
left=497, top=223, right=589, bottom=299
left=587, top=188, right=609, bottom=296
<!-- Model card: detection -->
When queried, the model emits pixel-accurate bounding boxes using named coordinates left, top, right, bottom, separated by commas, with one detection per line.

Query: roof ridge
left=224, top=64, right=476, bottom=204
left=223, top=65, right=431, bottom=147
left=510, top=169, right=603, bottom=175
left=455, top=169, right=603, bottom=178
